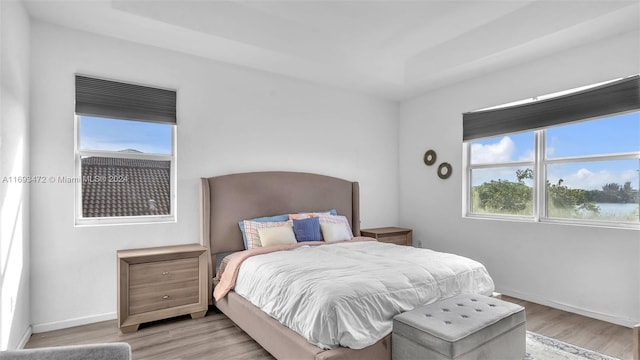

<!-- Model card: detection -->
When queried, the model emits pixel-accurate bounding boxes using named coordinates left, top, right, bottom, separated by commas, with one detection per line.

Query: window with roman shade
left=463, top=75, right=640, bottom=227
left=74, top=75, right=177, bottom=225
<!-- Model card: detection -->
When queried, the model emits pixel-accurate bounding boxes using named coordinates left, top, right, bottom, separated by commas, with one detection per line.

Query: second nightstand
left=360, top=227, right=413, bottom=246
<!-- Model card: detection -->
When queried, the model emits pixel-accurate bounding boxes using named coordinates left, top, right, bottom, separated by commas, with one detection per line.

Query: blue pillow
left=238, top=214, right=290, bottom=249
left=293, top=217, right=322, bottom=242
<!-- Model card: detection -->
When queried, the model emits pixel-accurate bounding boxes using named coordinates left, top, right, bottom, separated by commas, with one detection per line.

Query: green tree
left=601, top=182, right=621, bottom=192
left=472, top=168, right=600, bottom=216
left=474, top=168, right=533, bottom=215
left=547, top=179, right=599, bottom=214
left=516, top=168, right=533, bottom=182
left=586, top=181, right=636, bottom=203
left=475, top=179, right=532, bottom=214
left=621, top=181, right=634, bottom=203
left=623, top=181, right=633, bottom=193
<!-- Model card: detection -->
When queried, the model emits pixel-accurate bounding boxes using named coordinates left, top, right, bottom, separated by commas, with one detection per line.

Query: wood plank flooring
left=503, top=296, right=633, bottom=360
left=25, top=297, right=634, bottom=359
left=26, top=309, right=274, bottom=360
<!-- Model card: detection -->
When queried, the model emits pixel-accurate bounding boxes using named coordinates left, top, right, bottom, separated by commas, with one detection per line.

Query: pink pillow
left=288, top=211, right=331, bottom=220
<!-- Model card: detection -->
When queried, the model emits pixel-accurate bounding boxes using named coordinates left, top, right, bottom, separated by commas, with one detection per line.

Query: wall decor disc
left=423, top=150, right=437, bottom=166
left=437, top=162, right=452, bottom=179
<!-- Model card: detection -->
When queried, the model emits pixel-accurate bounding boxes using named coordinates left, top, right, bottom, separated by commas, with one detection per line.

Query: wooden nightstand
left=360, top=227, right=413, bottom=246
left=117, top=244, right=209, bottom=333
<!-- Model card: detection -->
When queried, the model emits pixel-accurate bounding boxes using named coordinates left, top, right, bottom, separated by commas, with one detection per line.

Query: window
left=469, top=132, right=535, bottom=217
left=74, top=75, right=177, bottom=225
left=464, top=75, right=640, bottom=228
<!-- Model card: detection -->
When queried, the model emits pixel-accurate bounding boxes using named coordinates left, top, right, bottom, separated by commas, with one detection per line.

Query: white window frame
left=463, top=134, right=537, bottom=221
left=464, top=116, right=640, bottom=230
left=74, top=115, right=177, bottom=226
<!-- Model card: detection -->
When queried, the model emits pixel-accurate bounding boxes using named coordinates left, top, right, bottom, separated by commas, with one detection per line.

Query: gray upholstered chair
left=0, top=342, right=131, bottom=360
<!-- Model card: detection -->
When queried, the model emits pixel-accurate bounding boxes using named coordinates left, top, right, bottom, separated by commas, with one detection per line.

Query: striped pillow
left=243, top=220, right=293, bottom=249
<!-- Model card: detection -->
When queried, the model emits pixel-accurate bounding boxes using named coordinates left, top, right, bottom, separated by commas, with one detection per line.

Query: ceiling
left=23, top=0, right=640, bottom=100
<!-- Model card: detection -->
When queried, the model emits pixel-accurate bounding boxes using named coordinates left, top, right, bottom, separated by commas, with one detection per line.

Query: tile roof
left=81, top=156, right=171, bottom=218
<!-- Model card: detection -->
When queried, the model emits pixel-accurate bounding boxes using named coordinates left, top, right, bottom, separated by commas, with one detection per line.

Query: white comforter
left=233, top=241, right=495, bottom=350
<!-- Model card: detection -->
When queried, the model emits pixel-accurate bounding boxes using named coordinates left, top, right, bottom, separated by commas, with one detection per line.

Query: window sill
left=75, top=215, right=176, bottom=227
left=463, top=213, right=640, bottom=230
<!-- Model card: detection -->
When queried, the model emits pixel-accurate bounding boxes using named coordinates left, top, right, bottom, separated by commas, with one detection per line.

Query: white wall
left=29, top=21, right=399, bottom=331
left=399, top=30, right=640, bottom=326
left=0, top=0, right=31, bottom=350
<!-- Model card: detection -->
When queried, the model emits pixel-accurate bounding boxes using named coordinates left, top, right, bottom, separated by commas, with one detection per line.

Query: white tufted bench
left=392, top=294, right=526, bottom=360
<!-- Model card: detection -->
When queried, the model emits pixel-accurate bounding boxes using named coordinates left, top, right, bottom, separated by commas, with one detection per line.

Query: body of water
left=594, top=203, right=639, bottom=221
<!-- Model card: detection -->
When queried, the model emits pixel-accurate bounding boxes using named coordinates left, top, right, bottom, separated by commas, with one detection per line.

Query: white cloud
left=558, top=168, right=638, bottom=190
left=575, top=168, right=592, bottom=179
left=471, top=136, right=515, bottom=164
left=546, top=146, right=556, bottom=157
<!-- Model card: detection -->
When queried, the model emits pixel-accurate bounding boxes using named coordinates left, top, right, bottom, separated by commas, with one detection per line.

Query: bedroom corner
left=398, top=29, right=640, bottom=329
left=0, top=0, right=32, bottom=351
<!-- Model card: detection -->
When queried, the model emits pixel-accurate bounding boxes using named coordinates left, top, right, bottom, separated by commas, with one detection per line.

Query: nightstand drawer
left=129, top=280, right=199, bottom=315
left=129, top=258, right=199, bottom=286
left=361, top=227, right=413, bottom=246
left=381, top=234, right=410, bottom=245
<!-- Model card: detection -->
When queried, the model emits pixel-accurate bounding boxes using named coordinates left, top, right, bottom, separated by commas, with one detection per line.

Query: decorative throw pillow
left=243, top=220, right=293, bottom=249
left=293, top=217, right=322, bottom=242
left=238, top=214, right=290, bottom=249
left=288, top=209, right=336, bottom=220
left=317, top=214, right=353, bottom=236
left=258, top=225, right=297, bottom=247
left=320, top=222, right=352, bottom=242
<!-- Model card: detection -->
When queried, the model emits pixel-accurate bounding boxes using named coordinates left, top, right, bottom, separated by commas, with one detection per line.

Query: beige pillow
left=257, top=225, right=297, bottom=247
left=320, top=223, right=352, bottom=242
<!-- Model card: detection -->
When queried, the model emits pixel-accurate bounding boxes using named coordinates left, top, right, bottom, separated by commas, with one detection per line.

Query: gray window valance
left=463, top=75, right=639, bottom=141
left=75, top=75, right=177, bottom=124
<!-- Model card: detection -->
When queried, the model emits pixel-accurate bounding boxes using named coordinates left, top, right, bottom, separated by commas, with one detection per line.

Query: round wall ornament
left=437, top=162, right=452, bottom=179
left=423, top=150, right=437, bottom=166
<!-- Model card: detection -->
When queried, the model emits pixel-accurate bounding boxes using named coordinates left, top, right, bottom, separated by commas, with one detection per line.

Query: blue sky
left=471, top=111, right=640, bottom=190
left=81, top=112, right=639, bottom=191
left=79, top=116, right=172, bottom=154
left=546, top=112, right=640, bottom=157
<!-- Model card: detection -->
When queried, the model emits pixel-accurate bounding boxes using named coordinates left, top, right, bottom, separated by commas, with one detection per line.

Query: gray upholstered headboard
left=200, top=171, right=360, bottom=298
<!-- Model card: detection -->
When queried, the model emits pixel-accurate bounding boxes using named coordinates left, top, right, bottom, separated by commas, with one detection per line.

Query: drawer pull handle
left=162, top=295, right=170, bottom=300
left=162, top=271, right=169, bottom=275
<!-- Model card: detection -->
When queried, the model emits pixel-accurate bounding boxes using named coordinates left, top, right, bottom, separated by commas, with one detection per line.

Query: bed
left=200, top=171, right=494, bottom=360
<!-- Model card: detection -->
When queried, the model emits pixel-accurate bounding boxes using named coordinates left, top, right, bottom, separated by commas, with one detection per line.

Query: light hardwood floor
left=25, top=297, right=634, bottom=360
left=503, top=296, right=633, bottom=360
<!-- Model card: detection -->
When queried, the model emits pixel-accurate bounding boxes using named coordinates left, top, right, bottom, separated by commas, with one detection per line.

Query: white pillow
left=317, top=214, right=353, bottom=236
left=320, top=223, right=352, bottom=242
left=257, top=225, right=297, bottom=247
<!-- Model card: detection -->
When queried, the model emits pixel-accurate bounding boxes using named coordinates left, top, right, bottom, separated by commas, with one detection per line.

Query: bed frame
left=200, top=171, right=391, bottom=360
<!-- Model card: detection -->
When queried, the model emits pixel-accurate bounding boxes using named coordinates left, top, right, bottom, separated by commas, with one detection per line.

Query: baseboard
left=31, top=312, right=117, bottom=334
left=17, top=326, right=32, bottom=349
left=499, top=288, right=638, bottom=328
left=633, top=324, right=639, bottom=360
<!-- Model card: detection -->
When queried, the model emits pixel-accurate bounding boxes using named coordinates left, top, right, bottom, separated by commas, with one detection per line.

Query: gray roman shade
left=75, top=75, right=177, bottom=124
left=463, top=75, right=639, bottom=141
